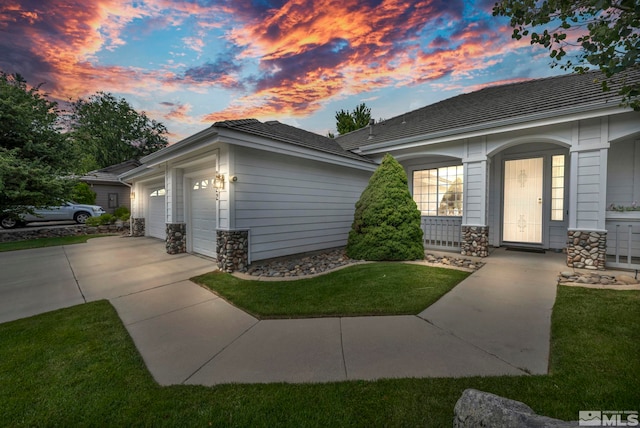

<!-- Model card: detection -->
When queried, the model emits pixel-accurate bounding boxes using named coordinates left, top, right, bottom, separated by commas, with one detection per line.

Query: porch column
left=166, top=223, right=186, bottom=254
left=216, top=229, right=249, bottom=272
left=566, top=147, right=609, bottom=270
left=461, top=157, right=490, bottom=257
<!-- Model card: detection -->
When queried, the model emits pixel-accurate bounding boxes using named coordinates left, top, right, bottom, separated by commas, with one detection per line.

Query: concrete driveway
left=0, top=236, right=216, bottom=323
left=0, top=236, right=564, bottom=385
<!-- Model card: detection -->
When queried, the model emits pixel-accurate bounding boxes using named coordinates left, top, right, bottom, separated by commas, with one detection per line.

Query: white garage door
left=190, top=178, right=217, bottom=257
left=147, top=187, right=166, bottom=240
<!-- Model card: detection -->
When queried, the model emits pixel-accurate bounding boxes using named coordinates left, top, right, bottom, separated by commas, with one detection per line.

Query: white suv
left=0, top=202, right=106, bottom=229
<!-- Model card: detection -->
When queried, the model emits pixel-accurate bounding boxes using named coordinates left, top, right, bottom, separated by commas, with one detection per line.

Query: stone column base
left=566, top=230, right=606, bottom=270
left=166, top=223, right=186, bottom=254
left=216, top=229, right=249, bottom=273
left=131, top=218, right=145, bottom=237
left=461, top=226, right=489, bottom=257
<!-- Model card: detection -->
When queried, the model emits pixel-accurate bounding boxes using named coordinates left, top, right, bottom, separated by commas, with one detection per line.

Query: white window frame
left=413, top=165, right=464, bottom=217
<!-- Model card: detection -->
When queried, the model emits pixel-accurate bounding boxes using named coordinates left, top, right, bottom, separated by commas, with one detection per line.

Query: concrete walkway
left=0, top=236, right=565, bottom=385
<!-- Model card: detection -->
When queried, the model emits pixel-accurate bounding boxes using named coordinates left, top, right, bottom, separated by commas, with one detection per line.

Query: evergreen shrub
left=346, top=153, right=424, bottom=261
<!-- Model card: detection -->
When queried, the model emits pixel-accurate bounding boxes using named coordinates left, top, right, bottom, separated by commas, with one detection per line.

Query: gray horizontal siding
left=233, top=147, right=371, bottom=261
left=89, top=183, right=130, bottom=214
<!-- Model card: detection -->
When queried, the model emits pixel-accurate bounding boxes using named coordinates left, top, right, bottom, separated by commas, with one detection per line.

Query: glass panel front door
left=503, top=157, right=543, bottom=244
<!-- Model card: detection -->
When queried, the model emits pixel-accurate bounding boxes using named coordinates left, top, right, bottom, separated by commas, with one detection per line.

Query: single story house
left=120, top=69, right=640, bottom=272
left=80, top=159, right=140, bottom=214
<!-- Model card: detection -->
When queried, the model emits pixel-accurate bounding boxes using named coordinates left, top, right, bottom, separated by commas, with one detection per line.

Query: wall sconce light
left=213, top=173, right=225, bottom=190
left=130, top=191, right=135, bottom=200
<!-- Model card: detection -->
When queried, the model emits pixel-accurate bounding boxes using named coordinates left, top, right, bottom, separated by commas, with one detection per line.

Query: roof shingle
left=336, top=68, right=640, bottom=151
left=213, top=119, right=374, bottom=163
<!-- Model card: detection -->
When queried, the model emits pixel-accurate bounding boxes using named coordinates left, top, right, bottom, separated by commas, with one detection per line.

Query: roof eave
left=218, top=128, right=378, bottom=171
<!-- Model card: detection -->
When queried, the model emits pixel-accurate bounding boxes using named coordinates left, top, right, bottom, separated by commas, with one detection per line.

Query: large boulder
left=453, top=389, right=577, bottom=427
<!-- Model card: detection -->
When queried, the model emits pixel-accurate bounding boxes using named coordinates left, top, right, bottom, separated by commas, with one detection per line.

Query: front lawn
left=0, top=287, right=637, bottom=426
left=0, top=234, right=113, bottom=252
left=192, top=263, right=469, bottom=318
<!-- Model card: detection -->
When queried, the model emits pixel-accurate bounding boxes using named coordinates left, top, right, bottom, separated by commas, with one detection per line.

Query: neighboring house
left=121, top=69, right=640, bottom=272
left=80, top=160, right=140, bottom=214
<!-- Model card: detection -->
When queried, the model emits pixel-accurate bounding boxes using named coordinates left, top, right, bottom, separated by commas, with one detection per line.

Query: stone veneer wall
left=0, top=223, right=129, bottom=243
left=460, top=226, right=489, bottom=257
left=166, top=223, right=186, bottom=254
left=566, top=230, right=607, bottom=270
left=216, top=229, right=249, bottom=273
left=131, top=218, right=145, bottom=237
left=1, top=225, right=90, bottom=243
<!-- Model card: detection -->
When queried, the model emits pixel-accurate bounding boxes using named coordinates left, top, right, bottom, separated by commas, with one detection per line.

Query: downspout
left=118, top=178, right=133, bottom=236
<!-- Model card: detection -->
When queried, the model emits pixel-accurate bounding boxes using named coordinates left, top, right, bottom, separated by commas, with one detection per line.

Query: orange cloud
left=206, top=9, right=523, bottom=122
left=0, top=0, right=548, bottom=136
left=0, top=0, right=230, bottom=100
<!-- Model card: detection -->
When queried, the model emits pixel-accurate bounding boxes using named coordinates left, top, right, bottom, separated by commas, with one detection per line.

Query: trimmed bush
left=71, top=182, right=97, bottom=205
left=86, top=213, right=116, bottom=227
left=114, top=206, right=130, bottom=220
left=85, top=216, right=100, bottom=227
left=98, top=214, right=116, bottom=225
left=346, top=153, right=424, bottom=261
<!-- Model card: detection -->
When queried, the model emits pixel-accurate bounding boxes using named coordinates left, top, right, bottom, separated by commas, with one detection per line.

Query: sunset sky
left=0, top=0, right=570, bottom=143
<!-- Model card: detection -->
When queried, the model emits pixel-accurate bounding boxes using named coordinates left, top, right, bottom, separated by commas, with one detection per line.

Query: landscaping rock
left=246, top=248, right=356, bottom=277
left=245, top=249, right=484, bottom=278
left=617, top=275, right=639, bottom=285
left=453, top=389, right=577, bottom=427
left=424, top=253, right=484, bottom=270
left=557, top=271, right=638, bottom=286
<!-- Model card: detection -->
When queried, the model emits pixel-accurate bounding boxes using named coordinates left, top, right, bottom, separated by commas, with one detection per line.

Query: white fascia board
left=118, top=164, right=154, bottom=181
left=217, top=129, right=378, bottom=172
left=359, top=103, right=630, bottom=155
left=139, top=126, right=219, bottom=166
left=118, top=164, right=164, bottom=182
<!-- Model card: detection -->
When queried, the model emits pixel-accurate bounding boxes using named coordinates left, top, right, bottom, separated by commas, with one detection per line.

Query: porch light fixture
left=130, top=191, right=135, bottom=200
left=213, top=173, right=225, bottom=190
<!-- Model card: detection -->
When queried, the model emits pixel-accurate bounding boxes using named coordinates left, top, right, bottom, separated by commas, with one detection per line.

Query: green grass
left=0, top=234, right=113, bottom=252
left=192, top=263, right=469, bottom=318
left=0, top=286, right=638, bottom=426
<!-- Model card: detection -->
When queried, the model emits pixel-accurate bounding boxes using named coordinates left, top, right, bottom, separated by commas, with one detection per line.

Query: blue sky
left=0, top=0, right=567, bottom=142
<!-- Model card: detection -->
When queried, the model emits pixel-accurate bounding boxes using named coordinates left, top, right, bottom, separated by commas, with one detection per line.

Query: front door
left=503, top=157, right=543, bottom=244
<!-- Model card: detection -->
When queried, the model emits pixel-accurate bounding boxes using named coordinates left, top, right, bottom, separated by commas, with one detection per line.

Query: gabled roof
left=336, top=68, right=640, bottom=151
left=81, top=159, right=141, bottom=184
left=213, top=119, right=374, bottom=163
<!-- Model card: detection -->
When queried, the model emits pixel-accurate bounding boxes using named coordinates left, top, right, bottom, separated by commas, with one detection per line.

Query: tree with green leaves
left=493, top=0, right=640, bottom=109
left=71, top=182, right=97, bottom=205
left=0, top=72, right=76, bottom=215
left=346, top=154, right=424, bottom=261
left=70, top=92, right=168, bottom=169
left=335, top=102, right=372, bottom=135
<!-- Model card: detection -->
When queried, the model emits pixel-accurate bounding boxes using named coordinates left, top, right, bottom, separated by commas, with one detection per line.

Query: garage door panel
left=147, top=187, right=166, bottom=240
left=190, top=179, right=217, bottom=257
